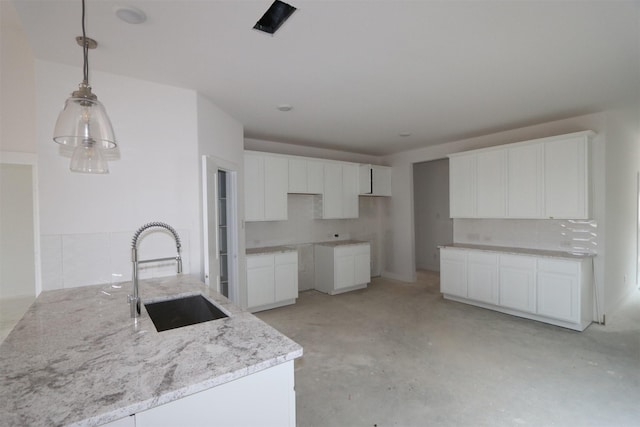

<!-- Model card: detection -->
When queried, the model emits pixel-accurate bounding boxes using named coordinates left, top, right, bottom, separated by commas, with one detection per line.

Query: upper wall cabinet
left=245, top=152, right=288, bottom=222
left=449, top=131, right=593, bottom=220
left=544, top=136, right=588, bottom=219
left=322, top=162, right=359, bottom=219
left=449, top=154, right=477, bottom=218
left=288, top=158, right=324, bottom=194
left=359, top=165, right=392, bottom=196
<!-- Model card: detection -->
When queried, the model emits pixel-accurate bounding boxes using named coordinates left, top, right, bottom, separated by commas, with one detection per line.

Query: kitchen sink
left=144, top=294, right=228, bottom=332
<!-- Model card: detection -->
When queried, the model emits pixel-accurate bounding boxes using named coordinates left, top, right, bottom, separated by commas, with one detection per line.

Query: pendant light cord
left=82, top=0, right=89, bottom=84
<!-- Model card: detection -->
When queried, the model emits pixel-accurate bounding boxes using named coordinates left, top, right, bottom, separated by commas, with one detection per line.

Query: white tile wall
left=453, top=218, right=598, bottom=254
left=40, top=228, right=190, bottom=290
left=246, top=195, right=387, bottom=288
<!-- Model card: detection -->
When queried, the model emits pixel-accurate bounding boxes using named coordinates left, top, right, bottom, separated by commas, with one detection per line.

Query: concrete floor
left=257, top=270, right=640, bottom=427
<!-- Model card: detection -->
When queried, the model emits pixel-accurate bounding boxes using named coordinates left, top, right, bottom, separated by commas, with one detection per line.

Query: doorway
left=202, top=156, right=239, bottom=303
left=413, top=158, right=453, bottom=272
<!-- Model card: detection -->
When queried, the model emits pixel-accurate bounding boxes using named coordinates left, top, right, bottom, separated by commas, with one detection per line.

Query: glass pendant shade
left=53, top=93, right=116, bottom=150
left=70, top=140, right=109, bottom=174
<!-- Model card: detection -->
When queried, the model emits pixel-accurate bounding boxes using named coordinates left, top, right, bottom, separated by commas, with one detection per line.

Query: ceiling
left=13, top=0, right=640, bottom=156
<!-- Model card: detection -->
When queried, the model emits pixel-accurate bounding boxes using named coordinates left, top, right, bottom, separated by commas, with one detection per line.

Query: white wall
left=413, top=159, right=452, bottom=271
left=196, top=93, right=245, bottom=304
left=0, top=1, right=35, bottom=154
left=602, top=108, right=640, bottom=316
left=36, top=60, right=201, bottom=290
left=245, top=138, right=382, bottom=165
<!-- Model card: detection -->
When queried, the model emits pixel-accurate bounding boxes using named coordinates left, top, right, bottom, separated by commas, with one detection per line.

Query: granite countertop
left=246, top=245, right=297, bottom=255
left=314, top=239, right=369, bottom=248
left=438, top=243, right=595, bottom=259
left=0, top=275, right=303, bottom=427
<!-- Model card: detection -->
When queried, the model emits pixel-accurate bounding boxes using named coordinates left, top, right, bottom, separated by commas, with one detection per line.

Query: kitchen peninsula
left=0, top=276, right=302, bottom=426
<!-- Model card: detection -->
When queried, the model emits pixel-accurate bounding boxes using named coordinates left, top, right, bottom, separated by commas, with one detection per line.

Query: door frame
left=202, top=155, right=239, bottom=304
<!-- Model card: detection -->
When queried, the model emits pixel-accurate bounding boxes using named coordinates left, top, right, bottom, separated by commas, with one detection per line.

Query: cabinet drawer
left=275, top=251, right=297, bottom=265
left=247, top=254, right=273, bottom=269
left=499, top=254, right=537, bottom=269
left=537, top=259, right=579, bottom=275
left=334, top=245, right=356, bottom=257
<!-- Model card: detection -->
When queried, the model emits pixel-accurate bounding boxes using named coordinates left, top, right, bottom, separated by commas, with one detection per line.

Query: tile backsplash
left=454, top=218, right=598, bottom=254
left=41, top=229, right=190, bottom=291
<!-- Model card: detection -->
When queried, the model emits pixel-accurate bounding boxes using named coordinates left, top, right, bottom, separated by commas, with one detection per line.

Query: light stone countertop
left=0, top=275, right=303, bottom=427
left=314, top=239, right=369, bottom=248
left=246, top=245, right=297, bottom=255
left=438, top=243, right=595, bottom=259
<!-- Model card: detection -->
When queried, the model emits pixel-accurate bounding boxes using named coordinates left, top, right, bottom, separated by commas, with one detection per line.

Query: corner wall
left=0, top=1, right=35, bottom=154
left=35, top=60, right=201, bottom=290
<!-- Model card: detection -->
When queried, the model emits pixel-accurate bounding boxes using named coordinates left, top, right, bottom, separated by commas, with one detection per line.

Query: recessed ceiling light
left=277, top=104, right=293, bottom=112
left=399, top=132, right=412, bottom=137
left=253, top=0, right=297, bottom=34
left=115, top=6, right=147, bottom=24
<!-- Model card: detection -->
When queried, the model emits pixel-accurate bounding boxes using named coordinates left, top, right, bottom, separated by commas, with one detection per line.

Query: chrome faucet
left=129, top=222, right=182, bottom=318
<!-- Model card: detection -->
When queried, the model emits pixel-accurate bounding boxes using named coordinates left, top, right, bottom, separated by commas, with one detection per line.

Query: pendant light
left=53, top=0, right=116, bottom=174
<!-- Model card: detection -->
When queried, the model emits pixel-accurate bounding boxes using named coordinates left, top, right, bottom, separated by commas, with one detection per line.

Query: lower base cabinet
left=439, top=247, right=593, bottom=331
left=315, top=243, right=371, bottom=295
left=102, top=361, right=296, bottom=427
left=247, top=251, right=298, bottom=312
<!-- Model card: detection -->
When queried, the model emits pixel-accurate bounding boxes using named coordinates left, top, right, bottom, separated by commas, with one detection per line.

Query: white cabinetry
left=247, top=251, right=298, bottom=312
left=507, top=143, right=543, bottom=218
left=467, top=252, right=499, bottom=304
left=321, top=162, right=359, bottom=219
left=315, top=242, right=370, bottom=295
left=245, top=152, right=288, bottom=222
left=134, top=360, right=296, bottom=427
left=544, top=136, right=588, bottom=219
left=439, top=246, right=593, bottom=331
left=288, top=158, right=323, bottom=194
left=476, top=150, right=507, bottom=218
left=498, top=254, right=537, bottom=313
left=448, top=131, right=593, bottom=219
left=537, top=259, right=582, bottom=323
left=449, top=154, right=477, bottom=218
left=439, top=248, right=467, bottom=298
left=359, top=164, right=392, bottom=196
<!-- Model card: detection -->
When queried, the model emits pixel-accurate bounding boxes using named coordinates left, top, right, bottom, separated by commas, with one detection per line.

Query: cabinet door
left=288, top=158, right=307, bottom=193
left=353, top=245, right=371, bottom=285
left=467, top=252, right=498, bottom=304
left=334, top=247, right=355, bottom=290
left=537, top=260, right=579, bottom=322
left=499, top=255, right=536, bottom=313
left=307, top=161, right=324, bottom=194
left=274, top=253, right=298, bottom=301
left=247, top=255, right=275, bottom=308
left=449, top=155, right=477, bottom=218
left=544, top=136, right=588, bottom=219
left=244, top=154, right=265, bottom=221
left=508, top=144, right=543, bottom=218
left=323, top=162, right=343, bottom=218
left=372, top=166, right=392, bottom=196
left=476, top=151, right=506, bottom=218
left=342, top=164, right=359, bottom=218
left=440, top=249, right=467, bottom=297
left=264, top=156, right=288, bottom=220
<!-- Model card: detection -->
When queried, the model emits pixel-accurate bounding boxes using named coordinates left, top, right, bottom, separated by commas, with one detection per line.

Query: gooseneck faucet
left=129, top=222, right=182, bottom=318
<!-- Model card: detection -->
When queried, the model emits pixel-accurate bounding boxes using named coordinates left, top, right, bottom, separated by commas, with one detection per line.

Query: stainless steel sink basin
left=144, top=294, right=228, bottom=332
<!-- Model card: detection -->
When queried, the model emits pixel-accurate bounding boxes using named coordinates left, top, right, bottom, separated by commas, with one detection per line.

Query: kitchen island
left=0, top=275, right=303, bottom=426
